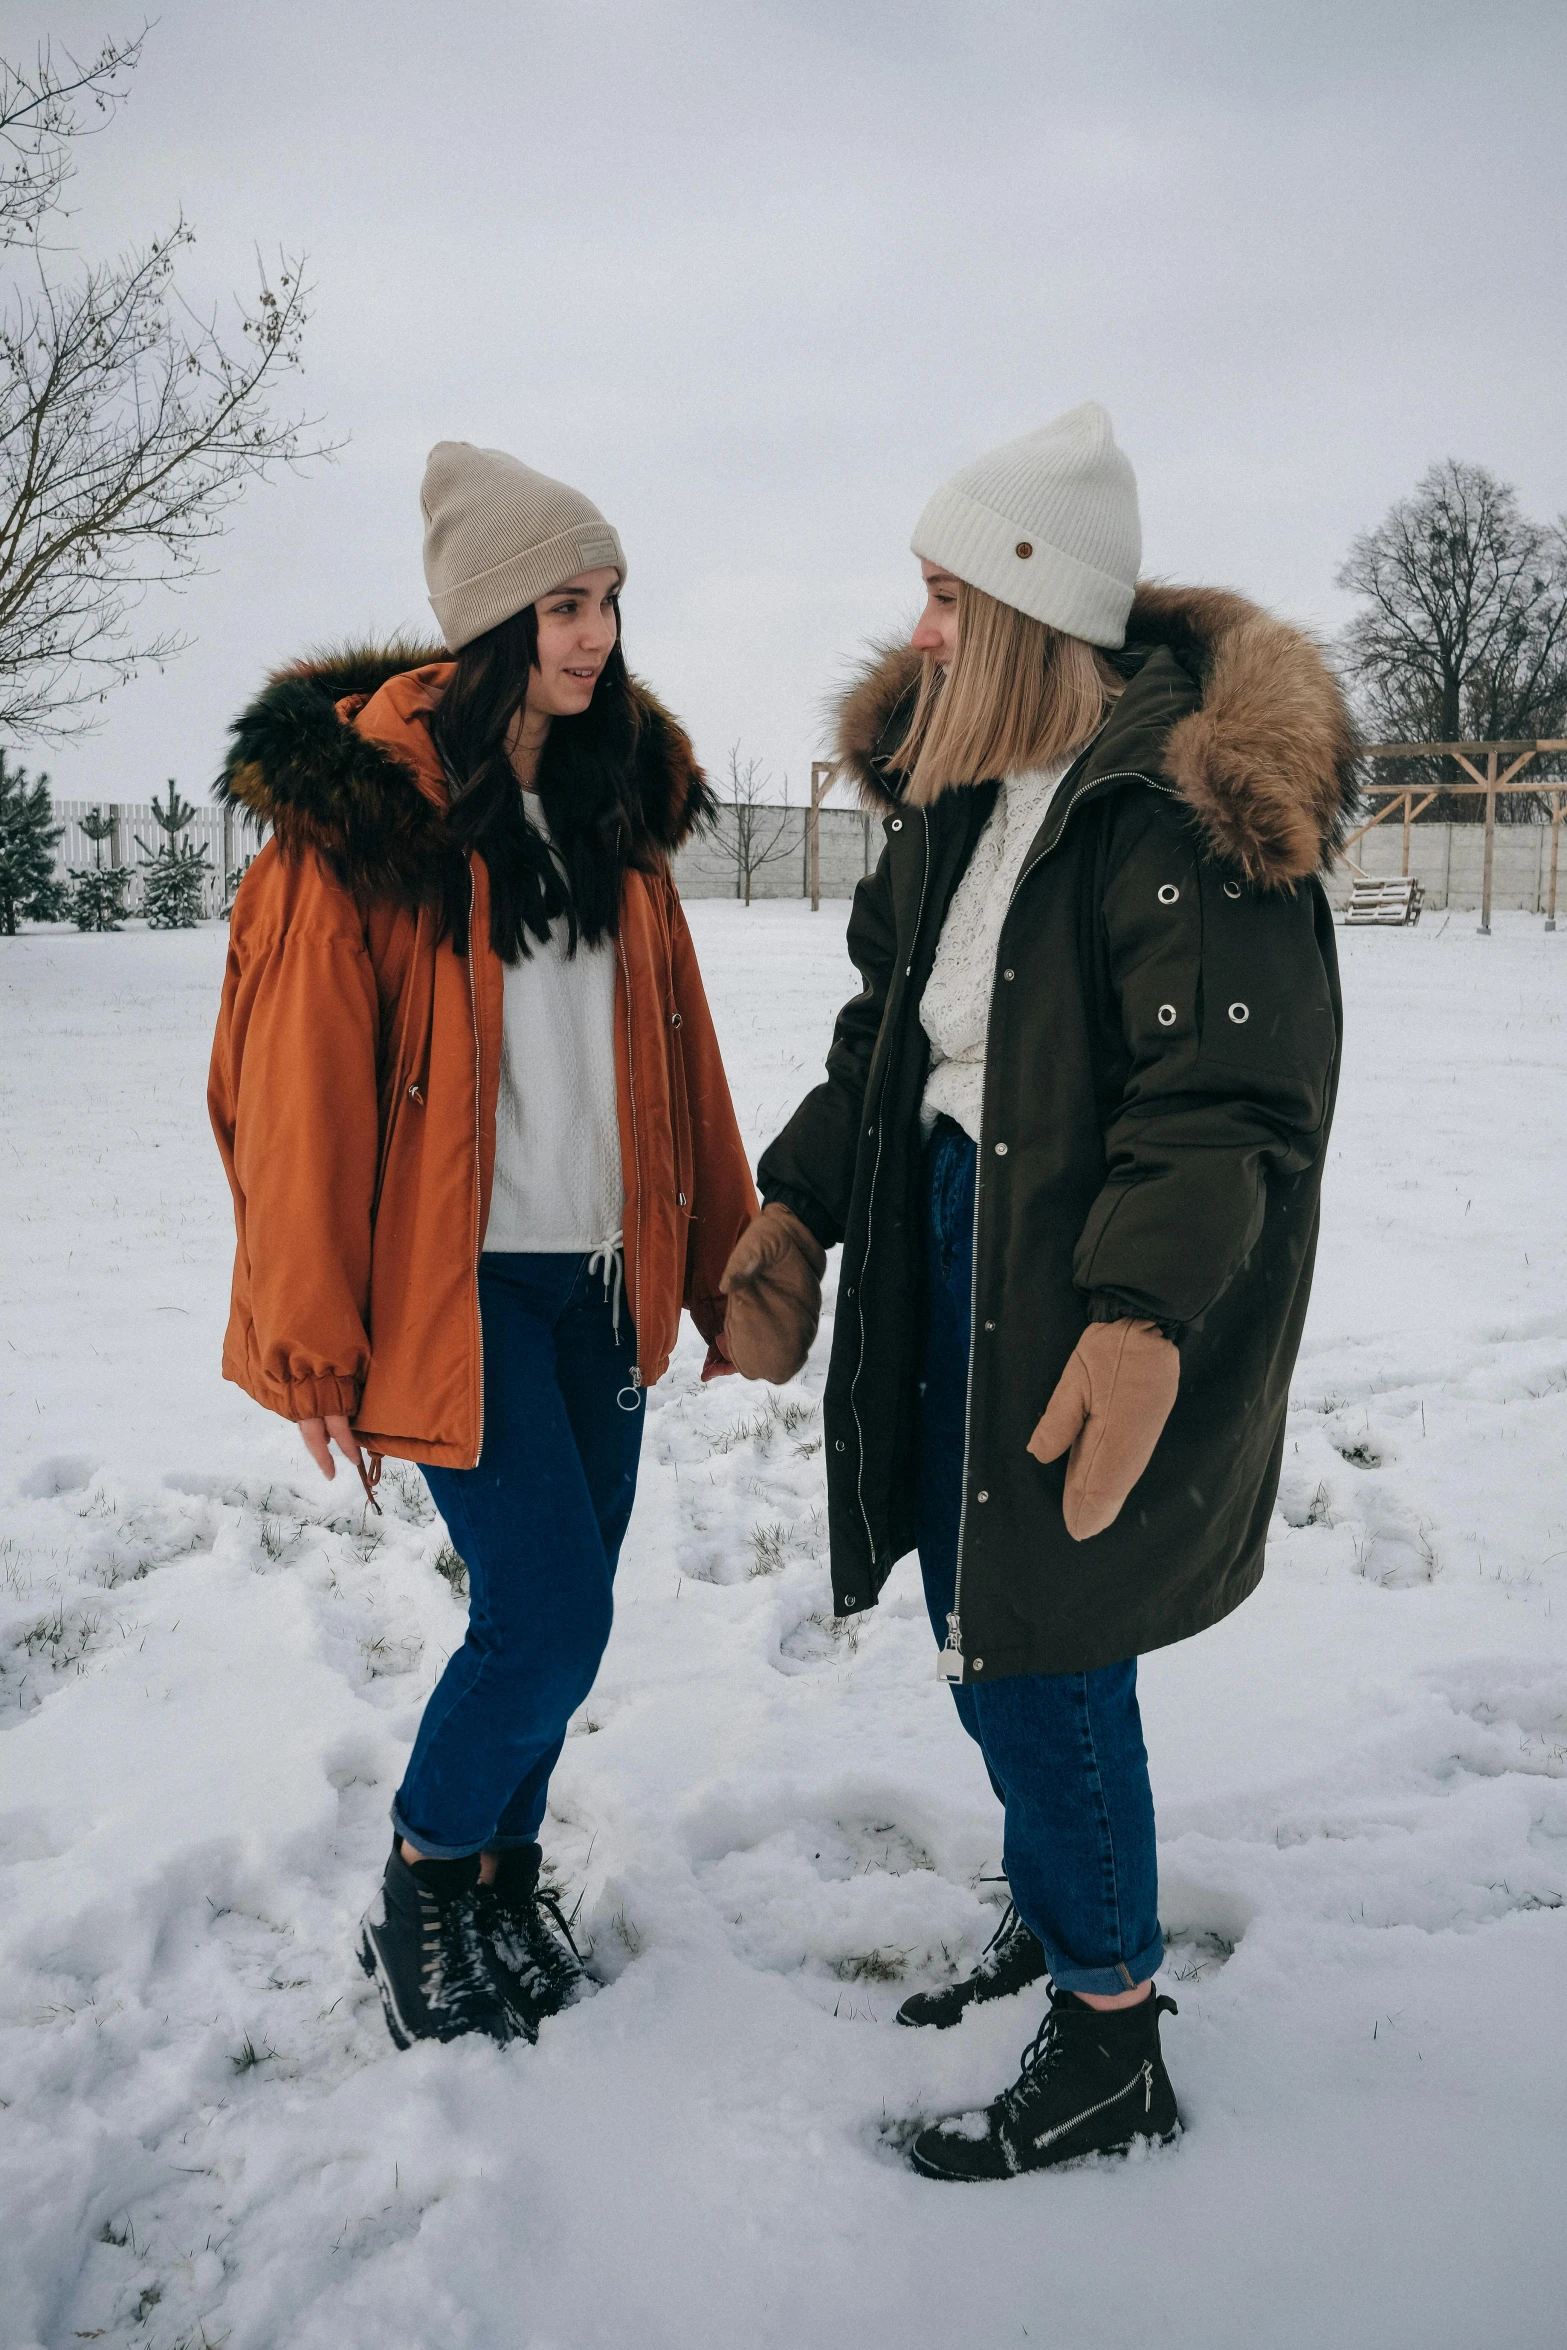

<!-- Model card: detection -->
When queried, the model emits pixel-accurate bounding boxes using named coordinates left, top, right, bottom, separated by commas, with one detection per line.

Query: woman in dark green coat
left=723, top=402, right=1355, bottom=2179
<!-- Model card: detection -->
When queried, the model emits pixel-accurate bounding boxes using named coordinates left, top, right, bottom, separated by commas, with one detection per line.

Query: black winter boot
left=896, top=1901, right=1050, bottom=2029
left=908, top=1984, right=1180, bottom=2180
left=477, top=1843, right=584, bottom=2034
left=358, top=1846, right=523, bottom=2049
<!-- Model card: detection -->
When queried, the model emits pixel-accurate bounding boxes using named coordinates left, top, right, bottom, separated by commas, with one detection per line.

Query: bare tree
left=1, top=28, right=144, bottom=247
left=0, top=28, right=331, bottom=740
left=1337, top=460, right=1567, bottom=819
left=718, top=745, right=795, bottom=905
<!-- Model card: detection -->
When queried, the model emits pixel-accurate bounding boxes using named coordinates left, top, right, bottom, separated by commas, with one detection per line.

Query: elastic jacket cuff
left=282, top=1374, right=364, bottom=1422
left=1083, top=1288, right=1185, bottom=1347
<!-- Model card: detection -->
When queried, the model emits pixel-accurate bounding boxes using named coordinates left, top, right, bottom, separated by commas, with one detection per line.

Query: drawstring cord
left=587, top=1233, right=625, bottom=1338
left=587, top=1232, right=643, bottom=1413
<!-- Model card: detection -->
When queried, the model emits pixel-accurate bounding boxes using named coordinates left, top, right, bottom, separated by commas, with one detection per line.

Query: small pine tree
left=67, top=806, right=135, bottom=931
left=221, top=850, right=257, bottom=917
left=136, top=780, right=211, bottom=929
left=0, top=750, right=68, bottom=933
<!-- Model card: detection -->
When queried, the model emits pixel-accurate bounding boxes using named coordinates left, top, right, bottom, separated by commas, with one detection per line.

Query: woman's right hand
left=298, top=1412, right=364, bottom=1483
left=719, top=1204, right=827, bottom=1383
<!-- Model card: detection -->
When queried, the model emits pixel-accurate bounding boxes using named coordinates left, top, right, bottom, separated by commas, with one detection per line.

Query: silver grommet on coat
left=1228, top=1002, right=1250, bottom=1024
left=1158, top=884, right=1179, bottom=904
left=977, top=1490, right=989, bottom=1503
left=1157, top=1005, right=1177, bottom=1027
left=984, top=1319, right=995, bottom=1331
left=1223, top=880, right=1242, bottom=899
left=891, top=817, right=903, bottom=831
left=842, top=1595, right=858, bottom=1608
left=972, top=1658, right=984, bottom=1671
left=835, top=1439, right=846, bottom=1452
left=671, top=1010, right=682, bottom=1027
left=1003, top=968, right=1015, bottom=981
left=994, top=1141, right=1008, bottom=1156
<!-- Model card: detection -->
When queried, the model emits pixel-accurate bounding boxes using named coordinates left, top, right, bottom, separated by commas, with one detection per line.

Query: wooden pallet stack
left=1345, top=876, right=1425, bottom=926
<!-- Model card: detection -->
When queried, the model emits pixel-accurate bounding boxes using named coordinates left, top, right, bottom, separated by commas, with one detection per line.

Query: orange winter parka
left=209, top=649, right=757, bottom=1468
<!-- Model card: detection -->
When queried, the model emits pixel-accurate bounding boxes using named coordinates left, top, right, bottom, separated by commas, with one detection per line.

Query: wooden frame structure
left=1343, top=740, right=1567, bottom=933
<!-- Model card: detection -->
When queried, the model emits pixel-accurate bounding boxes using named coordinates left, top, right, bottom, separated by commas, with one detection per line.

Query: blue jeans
left=392, top=1252, right=644, bottom=1860
left=915, top=1121, right=1164, bottom=1996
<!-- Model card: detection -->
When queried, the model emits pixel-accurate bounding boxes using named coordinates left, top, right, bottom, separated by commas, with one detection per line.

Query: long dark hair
left=427, top=601, right=646, bottom=961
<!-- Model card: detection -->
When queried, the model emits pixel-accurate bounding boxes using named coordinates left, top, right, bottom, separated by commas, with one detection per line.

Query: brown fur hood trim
left=216, top=642, right=715, bottom=906
left=834, top=583, right=1359, bottom=887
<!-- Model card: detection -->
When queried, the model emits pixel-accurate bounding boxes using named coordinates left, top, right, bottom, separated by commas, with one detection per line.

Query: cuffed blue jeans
left=391, top=1252, right=644, bottom=1860
left=915, top=1121, right=1164, bottom=1996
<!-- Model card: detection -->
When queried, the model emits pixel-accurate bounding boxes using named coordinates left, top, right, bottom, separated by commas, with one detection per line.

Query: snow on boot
left=896, top=1900, right=1050, bottom=2029
left=478, top=1842, right=584, bottom=2032
left=908, top=1984, right=1180, bottom=2181
left=358, top=1845, right=523, bottom=2050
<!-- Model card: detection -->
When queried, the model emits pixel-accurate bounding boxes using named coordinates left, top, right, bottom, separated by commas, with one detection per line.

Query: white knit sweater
left=920, top=762, right=1068, bottom=1141
left=482, top=799, right=625, bottom=1255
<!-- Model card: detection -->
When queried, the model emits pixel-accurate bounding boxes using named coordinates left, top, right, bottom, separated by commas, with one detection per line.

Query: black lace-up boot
left=908, top=1983, right=1180, bottom=2180
left=477, top=1843, right=584, bottom=2035
left=357, top=1846, right=522, bottom=2050
left=896, top=1900, right=1050, bottom=2028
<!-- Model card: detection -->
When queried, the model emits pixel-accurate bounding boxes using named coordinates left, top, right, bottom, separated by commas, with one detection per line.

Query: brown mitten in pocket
left=1027, top=1319, right=1180, bottom=1541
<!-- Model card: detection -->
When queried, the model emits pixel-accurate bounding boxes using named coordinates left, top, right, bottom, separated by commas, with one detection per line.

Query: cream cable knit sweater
left=483, top=799, right=625, bottom=1255
left=920, top=762, right=1068, bottom=1142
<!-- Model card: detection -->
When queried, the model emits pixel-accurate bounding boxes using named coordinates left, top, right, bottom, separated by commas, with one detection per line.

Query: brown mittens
left=1027, top=1319, right=1180, bottom=1542
left=719, top=1204, right=828, bottom=1384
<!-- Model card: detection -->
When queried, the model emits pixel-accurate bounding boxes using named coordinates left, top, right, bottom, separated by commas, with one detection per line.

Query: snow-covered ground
left=3, top=902, right=1565, bottom=2350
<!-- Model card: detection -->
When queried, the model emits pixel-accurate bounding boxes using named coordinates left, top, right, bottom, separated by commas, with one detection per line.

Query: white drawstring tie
left=587, top=1233, right=625, bottom=1339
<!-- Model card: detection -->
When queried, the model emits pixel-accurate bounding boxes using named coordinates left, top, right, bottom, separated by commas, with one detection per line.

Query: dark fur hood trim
left=834, top=583, right=1359, bottom=887
left=216, top=642, right=715, bottom=905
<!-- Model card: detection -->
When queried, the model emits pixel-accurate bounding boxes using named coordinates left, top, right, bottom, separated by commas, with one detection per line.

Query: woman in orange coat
left=210, top=442, right=756, bottom=2050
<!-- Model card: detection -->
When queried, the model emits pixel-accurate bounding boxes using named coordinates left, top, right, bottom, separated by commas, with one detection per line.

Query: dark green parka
left=758, top=584, right=1357, bottom=1681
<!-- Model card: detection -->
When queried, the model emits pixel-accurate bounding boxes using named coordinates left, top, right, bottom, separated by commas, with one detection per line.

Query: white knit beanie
left=910, top=401, right=1141, bottom=648
left=420, top=442, right=626, bottom=651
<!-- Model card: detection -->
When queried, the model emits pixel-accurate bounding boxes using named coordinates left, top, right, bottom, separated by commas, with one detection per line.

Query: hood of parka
left=215, top=642, right=716, bottom=905
left=834, top=582, right=1359, bottom=889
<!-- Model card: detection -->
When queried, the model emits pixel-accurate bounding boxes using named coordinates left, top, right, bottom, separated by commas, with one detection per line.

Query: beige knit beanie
left=420, top=442, right=626, bottom=651
left=910, top=401, right=1141, bottom=648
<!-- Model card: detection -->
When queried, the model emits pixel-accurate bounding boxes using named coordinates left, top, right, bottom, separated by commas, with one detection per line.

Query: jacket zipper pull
left=937, top=1613, right=965, bottom=1682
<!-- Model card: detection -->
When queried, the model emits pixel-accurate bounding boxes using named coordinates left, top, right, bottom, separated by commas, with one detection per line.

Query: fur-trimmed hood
left=216, top=643, right=715, bottom=905
left=834, top=583, right=1358, bottom=887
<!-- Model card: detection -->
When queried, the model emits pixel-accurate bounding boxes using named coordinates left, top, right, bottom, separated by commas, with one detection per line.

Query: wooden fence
left=51, top=799, right=267, bottom=919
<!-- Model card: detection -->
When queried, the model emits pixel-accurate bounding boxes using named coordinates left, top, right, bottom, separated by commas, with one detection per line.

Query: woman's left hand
left=298, top=1412, right=365, bottom=1483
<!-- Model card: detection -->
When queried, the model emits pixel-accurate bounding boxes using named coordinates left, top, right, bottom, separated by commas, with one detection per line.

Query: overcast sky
left=15, top=0, right=1567, bottom=807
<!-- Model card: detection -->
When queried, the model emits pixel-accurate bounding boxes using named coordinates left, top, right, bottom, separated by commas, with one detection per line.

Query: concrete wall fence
left=1323, top=818, right=1562, bottom=913
left=47, top=800, right=1562, bottom=916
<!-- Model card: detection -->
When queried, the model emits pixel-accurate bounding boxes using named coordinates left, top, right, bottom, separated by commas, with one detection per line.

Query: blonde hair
left=894, top=582, right=1123, bottom=804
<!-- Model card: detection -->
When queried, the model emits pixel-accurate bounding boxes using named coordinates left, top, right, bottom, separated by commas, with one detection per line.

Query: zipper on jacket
left=850, top=808, right=931, bottom=1593
left=939, top=762, right=1165, bottom=1678
left=465, top=859, right=485, bottom=1466
left=614, top=931, right=645, bottom=1395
